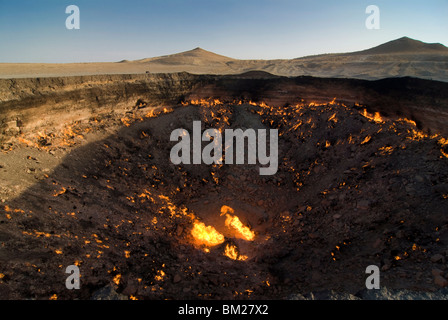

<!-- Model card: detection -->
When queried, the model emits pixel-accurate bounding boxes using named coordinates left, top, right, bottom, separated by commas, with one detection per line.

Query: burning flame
left=181, top=98, right=271, bottom=109
left=191, top=221, right=225, bottom=247
left=154, top=269, right=166, bottom=281
left=112, top=274, right=121, bottom=285
left=53, top=187, right=67, bottom=197
left=398, top=118, right=417, bottom=127
left=182, top=98, right=224, bottom=107
left=439, top=137, right=448, bottom=159
left=224, top=244, right=248, bottom=261
left=220, top=206, right=255, bottom=241
left=360, top=135, right=372, bottom=145
left=361, top=109, right=383, bottom=123
left=328, top=113, right=337, bottom=123
left=441, top=149, right=448, bottom=159
left=439, top=137, right=448, bottom=147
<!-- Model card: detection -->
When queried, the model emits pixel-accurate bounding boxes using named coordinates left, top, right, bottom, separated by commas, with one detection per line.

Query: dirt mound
left=0, top=99, right=447, bottom=300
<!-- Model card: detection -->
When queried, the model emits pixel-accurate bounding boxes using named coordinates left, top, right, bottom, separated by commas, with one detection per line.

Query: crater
left=0, top=73, right=447, bottom=300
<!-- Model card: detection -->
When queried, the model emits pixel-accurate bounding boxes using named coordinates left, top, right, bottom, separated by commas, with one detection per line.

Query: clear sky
left=0, top=0, right=447, bottom=63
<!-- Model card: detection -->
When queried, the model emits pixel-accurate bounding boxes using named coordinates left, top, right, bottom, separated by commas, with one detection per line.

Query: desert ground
left=1, top=37, right=447, bottom=81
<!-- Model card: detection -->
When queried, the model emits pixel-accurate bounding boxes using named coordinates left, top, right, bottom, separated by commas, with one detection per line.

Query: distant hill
left=1, top=37, right=447, bottom=81
left=351, top=37, right=448, bottom=55
left=135, top=47, right=235, bottom=65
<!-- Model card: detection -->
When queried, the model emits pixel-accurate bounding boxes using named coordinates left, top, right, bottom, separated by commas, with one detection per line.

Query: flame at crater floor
left=191, top=220, right=225, bottom=247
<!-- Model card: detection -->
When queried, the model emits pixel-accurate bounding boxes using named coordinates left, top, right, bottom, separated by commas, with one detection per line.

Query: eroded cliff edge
left=1, top=72, right=448, bottom=142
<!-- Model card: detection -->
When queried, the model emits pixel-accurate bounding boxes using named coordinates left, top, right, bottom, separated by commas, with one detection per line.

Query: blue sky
left=0, top=0, right=447, bottom=62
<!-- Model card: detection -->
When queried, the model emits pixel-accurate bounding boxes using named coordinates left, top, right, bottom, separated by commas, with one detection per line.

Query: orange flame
left=362, top=109, right=383, bottom=123
left=439, top=137, right=448, bottom=147
left=360, top=136, right=372, bottom=145
left=398, top=118, right=417, bottom=127
left=328, top=113, right=337, bottom=123
left=184, top=98, right=224, bottom=107
left=220, top=206, right=255, bottom=241
left=224, top=244, right=248, bottom=261
left=53, top=187, right=67, bottom=197
left=441, top=149, right=448, bottom=159
left=191, top=221, right=225, bottom=247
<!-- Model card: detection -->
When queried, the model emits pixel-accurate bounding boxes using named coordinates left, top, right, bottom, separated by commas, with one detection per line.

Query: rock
left=414, top=175, right=425, bottom=183
left=176, top=225, right=183, bottom=236
left=372, top=238, right=382, bottom=249
left=390, top=182, right=402, bottom=192
left=357, top=200, right=370, bottom=210
left=431, top=254, right=445, bottom=263
left=313, top=166, right=323, bottom=174
left=434, top=275, right=448, bottom=288
left=91, top=285, right=128, bottom=300
left=431, top=269, right=444, bottom=277
left=321, top=199, right=331, bottom=207
left=358, top=287, right=448, bottom=300
left=182, top=287, right=191, bottom=293
left=209, top=274, right=219, bottom=286
left=173, top=274, right=182, bottom=283
left=122, top=282, right=138, bottom=296
left=405, top=185, right=415, bottom=194
left=333, top=214, right=341, bottom=219
left=257, top=200, right=264, bottom=206
left=5, top=120, right=20, bottom=135
left=433, top=183, right=448, bottom=195
left=381, top=262, right=391, bottom=271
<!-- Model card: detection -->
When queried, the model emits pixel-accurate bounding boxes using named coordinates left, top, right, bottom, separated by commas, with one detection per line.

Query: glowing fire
left=181, top=98, right=271, bottom=109
left=439, top=137, right=448, bottom=147
left=361, top=109, right=383, bottom=123
left=441, top=149, right=448, bottom=159
left=220, top=206, right=255, bottom=241
left=328, top=113, right=337, bottom=123
left=360, top=135, right=372, bottom=145
left=398, top=118, right=417, bottom=127
left=53, top=187, right=67, bottom=197
left=439, top=137, right=448, bottom=159
left=224, top=244, right=248, bottom=261
left=182, top=98, right=224, bottom=107
left=191, top=221, right=225, bottom=247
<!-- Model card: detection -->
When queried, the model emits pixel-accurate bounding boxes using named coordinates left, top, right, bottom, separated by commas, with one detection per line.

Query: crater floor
left=0, top=99, right=447, bottom=299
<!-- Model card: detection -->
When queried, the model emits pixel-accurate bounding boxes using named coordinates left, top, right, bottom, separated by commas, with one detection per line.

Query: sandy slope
left=1, top=37, right=447, bottom=81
